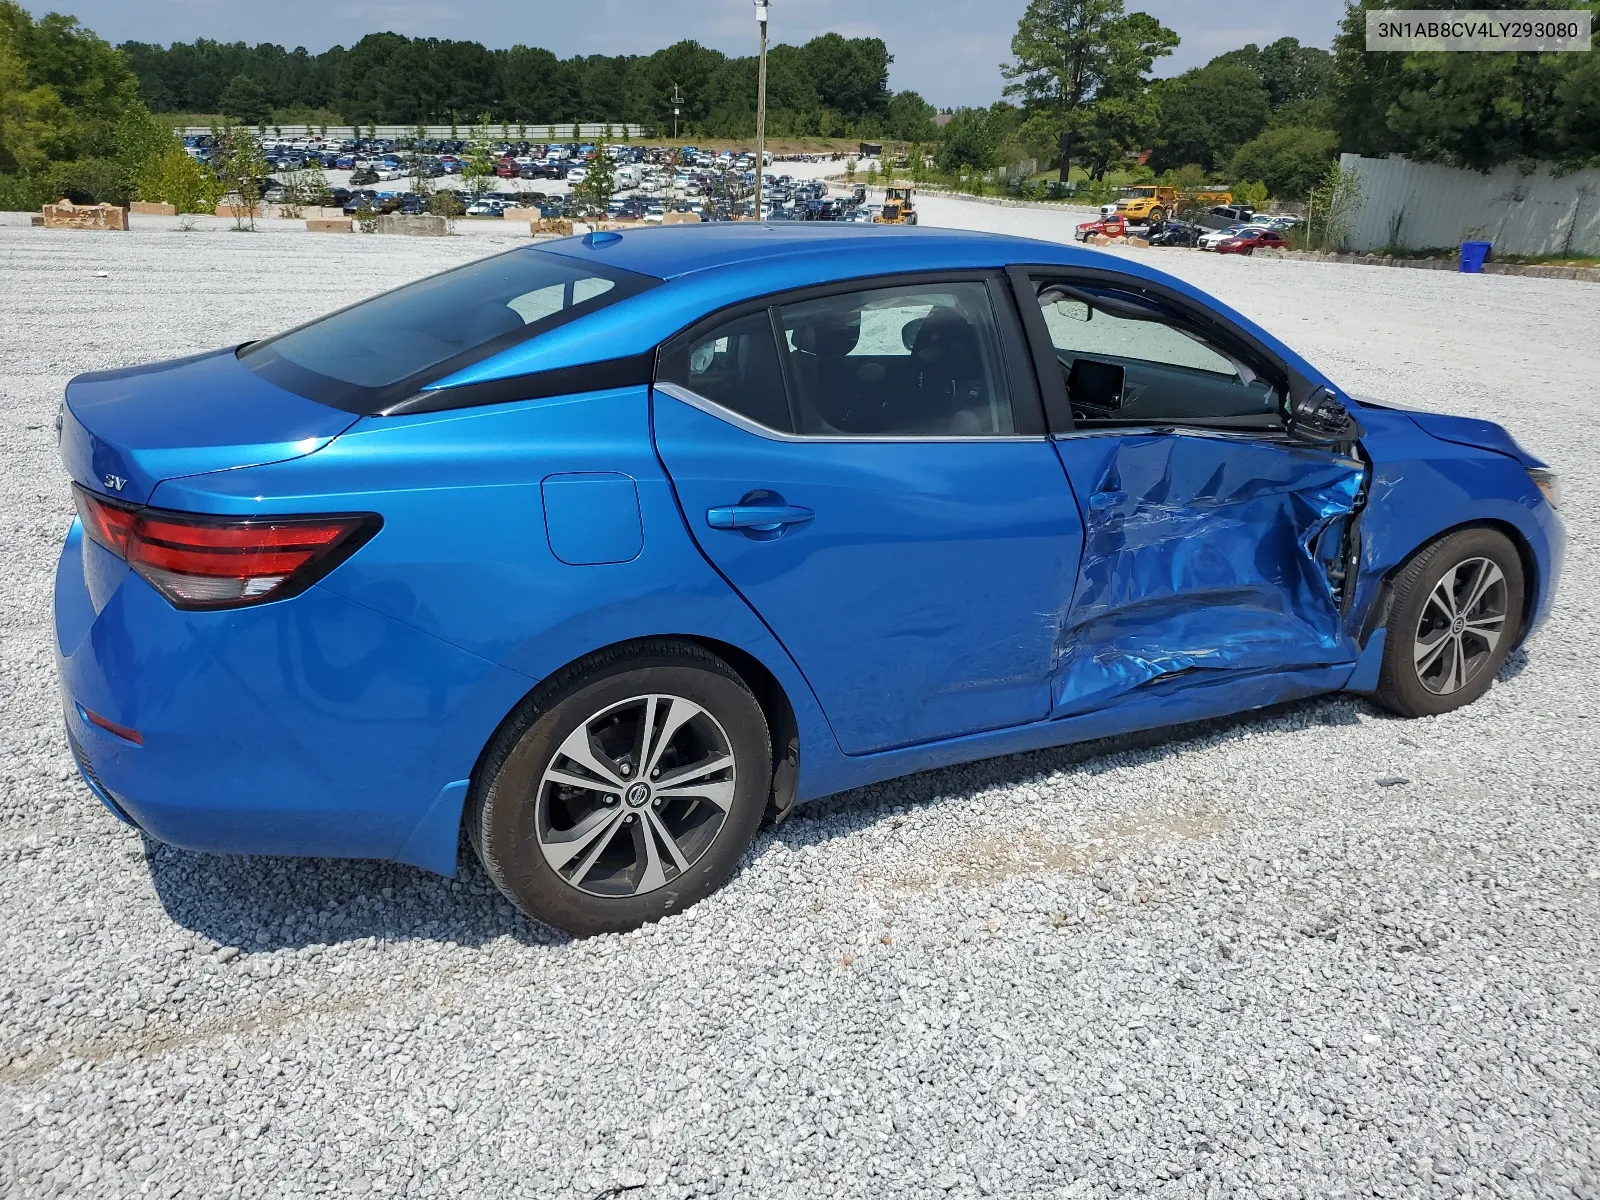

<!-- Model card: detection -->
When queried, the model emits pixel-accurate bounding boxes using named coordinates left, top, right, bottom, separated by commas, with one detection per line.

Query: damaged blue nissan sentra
left=55, top=224, right=1563, bottom=934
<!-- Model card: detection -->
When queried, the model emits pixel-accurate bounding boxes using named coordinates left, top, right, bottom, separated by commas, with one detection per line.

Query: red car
left=1216, top=228, right=1288, bottom=255
left=1074, top=215, right=1128, bottom=242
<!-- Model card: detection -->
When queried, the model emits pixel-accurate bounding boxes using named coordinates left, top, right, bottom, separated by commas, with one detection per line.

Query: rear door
left=1011, top=269, right=1366, bottom=717
left=652, top=273, right=1084, bottom=755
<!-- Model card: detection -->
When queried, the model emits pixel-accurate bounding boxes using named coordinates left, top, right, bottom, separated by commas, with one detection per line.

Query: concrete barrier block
left=661, top=211, right=701, bottom=226
left=306, top=218, right=354, bottom=234
left=501, top=207, right=543, bottom=222
left=534, top=217, right=574, bottom=235
left=377, top=213, right=448, bottom=237
left=215, top=201, right=259, bottom=219
left=42, top=200, right=127, bottom=231
left=1126, top=236, right=1150, bottom=248
left=130, top=201, right=177, bottom=217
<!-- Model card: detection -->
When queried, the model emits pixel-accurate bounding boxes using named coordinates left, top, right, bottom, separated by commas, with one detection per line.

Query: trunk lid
left=61, top=347, right=358, bottom=505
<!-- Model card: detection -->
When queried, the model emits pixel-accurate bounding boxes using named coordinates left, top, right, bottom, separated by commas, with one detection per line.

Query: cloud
left=32, top=0, right=1348, bottom=109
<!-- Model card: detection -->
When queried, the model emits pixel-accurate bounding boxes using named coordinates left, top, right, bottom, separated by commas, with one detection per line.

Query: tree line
left=4, top=0, right=1597, bottom=213
left=118, top=32, right=941, bottom=143
left=935, top=0, right=1597, bottom=204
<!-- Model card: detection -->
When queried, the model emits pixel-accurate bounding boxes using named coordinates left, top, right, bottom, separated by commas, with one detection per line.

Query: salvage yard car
left=1216, top=228, right=1289, bottom=255
left=1074, top=215, right=1129, bottom=241
left=55, top=225, right=1563, bottom=935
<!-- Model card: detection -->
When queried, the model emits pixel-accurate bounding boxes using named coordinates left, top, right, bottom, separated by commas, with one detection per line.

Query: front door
left=1018, top=273, right=1366, bottom=717
left=653, top=276, right=1084, bottom=755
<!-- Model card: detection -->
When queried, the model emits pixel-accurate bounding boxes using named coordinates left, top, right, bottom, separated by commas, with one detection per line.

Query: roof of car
left=424, top=221, right=1325, bottom=396
left=536, top=222, right=1060, bottom=282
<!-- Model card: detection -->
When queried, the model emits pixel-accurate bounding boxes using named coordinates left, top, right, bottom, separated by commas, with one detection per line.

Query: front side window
left=778, top=282, right=1015, bottom=437
left=241, top=248, right=657, bottom=412
left=1032, top=282, right=1282, bottom=426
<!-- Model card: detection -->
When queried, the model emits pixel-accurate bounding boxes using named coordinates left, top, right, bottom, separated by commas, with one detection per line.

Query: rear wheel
left=1374, top=528, right=1524, bottom=717
left=469, top=643, right=772, bottom=935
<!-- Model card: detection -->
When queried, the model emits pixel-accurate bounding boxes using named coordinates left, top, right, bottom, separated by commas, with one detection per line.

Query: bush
left=49, top=158, right=128, bottom=205
left=135, top=146, right=223, bottom=213
left=1232, top=179, right=1269, bottom=209
left=427, top=191, right=464, bottom=218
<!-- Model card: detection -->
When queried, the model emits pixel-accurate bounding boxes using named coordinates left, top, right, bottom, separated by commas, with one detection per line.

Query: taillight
left=73, top=485, right=379, bottom=610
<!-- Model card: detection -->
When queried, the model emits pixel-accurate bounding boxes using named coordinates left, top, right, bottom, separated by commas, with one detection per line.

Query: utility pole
left=672, top=83, right=683, bottom=141
left=754, top=0, right=769, bottom=221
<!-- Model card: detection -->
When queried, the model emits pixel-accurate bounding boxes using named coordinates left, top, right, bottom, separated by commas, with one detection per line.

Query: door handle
left=706, top=504, right=814, bottom=532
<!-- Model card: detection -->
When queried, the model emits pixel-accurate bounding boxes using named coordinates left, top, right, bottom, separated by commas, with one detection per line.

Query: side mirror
left=1287, top=384, right=1364, bottom=444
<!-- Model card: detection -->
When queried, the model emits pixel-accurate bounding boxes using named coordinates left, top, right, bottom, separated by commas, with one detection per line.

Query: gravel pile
left=1, top=216, right=1596, bottom=1200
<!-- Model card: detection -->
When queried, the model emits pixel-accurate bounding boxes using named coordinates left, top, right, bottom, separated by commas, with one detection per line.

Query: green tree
left=1330, top=0, right=1599, bottom=170
left=1211, top=38, right=1332, bottom=109
left=1, top=2, right=163, bottom=207
left=212, top=124, right=267, bottom=229
left=935, top=107, right=1000, bottom=173
left=1149, top=63, right=1270, bottom=173
left=885, top=90, right=937, bottom=142
left=219, top=73, right=271, bottom=124
left=570, top=147, right=613, bottom=217
left=463, top=113, right=495, bottom=197
left=800, top=33, right=892, bottom=119
left=1228, top=124, right=1337, bottom=200
left=1002, top=0, right=1178, bottom=181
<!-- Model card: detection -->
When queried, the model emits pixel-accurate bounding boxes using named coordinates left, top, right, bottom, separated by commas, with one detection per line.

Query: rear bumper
left=53, top=519, right=532, bottom=875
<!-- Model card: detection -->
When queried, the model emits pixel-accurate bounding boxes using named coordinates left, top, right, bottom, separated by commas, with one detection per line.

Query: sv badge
left=102, top=474, right=127, bottom=492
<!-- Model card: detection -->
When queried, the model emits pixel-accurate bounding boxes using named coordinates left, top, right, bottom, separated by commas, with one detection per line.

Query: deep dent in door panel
left=1052, top=433, right=1365, bottom=716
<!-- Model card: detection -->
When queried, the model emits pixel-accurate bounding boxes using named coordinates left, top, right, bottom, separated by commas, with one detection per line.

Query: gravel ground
left=1, top=213, right=1596, bottom=1200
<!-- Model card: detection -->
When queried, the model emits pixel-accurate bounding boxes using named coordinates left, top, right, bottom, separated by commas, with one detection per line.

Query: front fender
left=1349, top=407, right=1563, bottom=645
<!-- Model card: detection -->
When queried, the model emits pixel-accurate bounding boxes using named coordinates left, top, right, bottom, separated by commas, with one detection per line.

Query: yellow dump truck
left=875, top=186, right=918, bottom=225
left=1114, top=185, right=1232, bottom=223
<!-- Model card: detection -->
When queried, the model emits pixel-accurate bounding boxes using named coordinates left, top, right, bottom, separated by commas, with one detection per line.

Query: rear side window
left=658, top=312, right=792, bottom=432
left=240, top=248, right=657, bottom=413
left=778, top=282, right=1015, bottom=437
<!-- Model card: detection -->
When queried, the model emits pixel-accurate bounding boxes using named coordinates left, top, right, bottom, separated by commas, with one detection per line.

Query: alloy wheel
left=535, top=694, right=736, bottom=897
left=1413, top=556, right=1508, bottom=695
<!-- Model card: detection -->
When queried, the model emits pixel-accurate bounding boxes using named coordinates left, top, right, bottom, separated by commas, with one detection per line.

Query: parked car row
left=1075, top=207, right=1301, bottom=255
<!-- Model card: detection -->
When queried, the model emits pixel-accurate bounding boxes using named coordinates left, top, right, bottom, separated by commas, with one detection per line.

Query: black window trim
left=653, top=268, right=1050, bottom=442
left=1003, top=263, right=1315, bottom=437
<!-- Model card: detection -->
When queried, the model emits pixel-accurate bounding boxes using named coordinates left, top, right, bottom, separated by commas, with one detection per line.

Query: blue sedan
left=54, top=225, right=1563, bottom=934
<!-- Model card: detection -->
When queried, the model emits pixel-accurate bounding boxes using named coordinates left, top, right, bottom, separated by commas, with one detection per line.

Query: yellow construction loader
left=875, top=186, right=918, bottom=225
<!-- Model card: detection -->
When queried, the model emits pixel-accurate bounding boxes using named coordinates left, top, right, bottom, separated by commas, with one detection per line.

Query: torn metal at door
left=1052, top=432, right=1365, bottom=716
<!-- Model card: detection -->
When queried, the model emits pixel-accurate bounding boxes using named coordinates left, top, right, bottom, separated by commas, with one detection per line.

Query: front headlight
left=1527, top=467, right=1562, bottom=510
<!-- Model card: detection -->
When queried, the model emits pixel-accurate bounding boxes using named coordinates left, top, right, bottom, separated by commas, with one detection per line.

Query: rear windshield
left=239, top=247, right=658, bottom=413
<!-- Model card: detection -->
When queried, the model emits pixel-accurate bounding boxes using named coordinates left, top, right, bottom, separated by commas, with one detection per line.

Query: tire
left=907, top=212, right=918, bottom=226
left=1149, top=206, right=1165, bottom=223
left=1373, top=528, right=1525, bottom=718
left=468, top=641, right=772, bottom=935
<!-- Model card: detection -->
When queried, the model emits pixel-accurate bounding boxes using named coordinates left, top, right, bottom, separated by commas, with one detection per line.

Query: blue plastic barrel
left=1460, top=241, right=1491, bottom=273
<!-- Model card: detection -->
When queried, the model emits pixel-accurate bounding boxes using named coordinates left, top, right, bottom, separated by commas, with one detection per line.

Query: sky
left=32, top=0, right=1351, bottom=108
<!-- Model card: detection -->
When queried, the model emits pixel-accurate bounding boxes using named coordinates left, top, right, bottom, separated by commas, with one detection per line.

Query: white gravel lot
left=1, top=209, right=1596, bottom=1200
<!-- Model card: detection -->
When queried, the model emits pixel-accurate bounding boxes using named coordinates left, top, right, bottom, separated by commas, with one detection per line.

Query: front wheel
left=468, top=642, right=773, bottom=935
left=1148, top=206, right=1165, bottom=223
left=1374, top=528, right=1525, bottom=717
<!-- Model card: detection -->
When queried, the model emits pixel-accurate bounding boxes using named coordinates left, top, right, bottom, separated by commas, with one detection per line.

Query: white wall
left=1341, top=153, right=1600, bottom=256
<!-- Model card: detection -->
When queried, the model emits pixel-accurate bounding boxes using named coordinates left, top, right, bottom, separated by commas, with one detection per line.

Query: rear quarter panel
left=150, top=385, right=841, bottom=798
